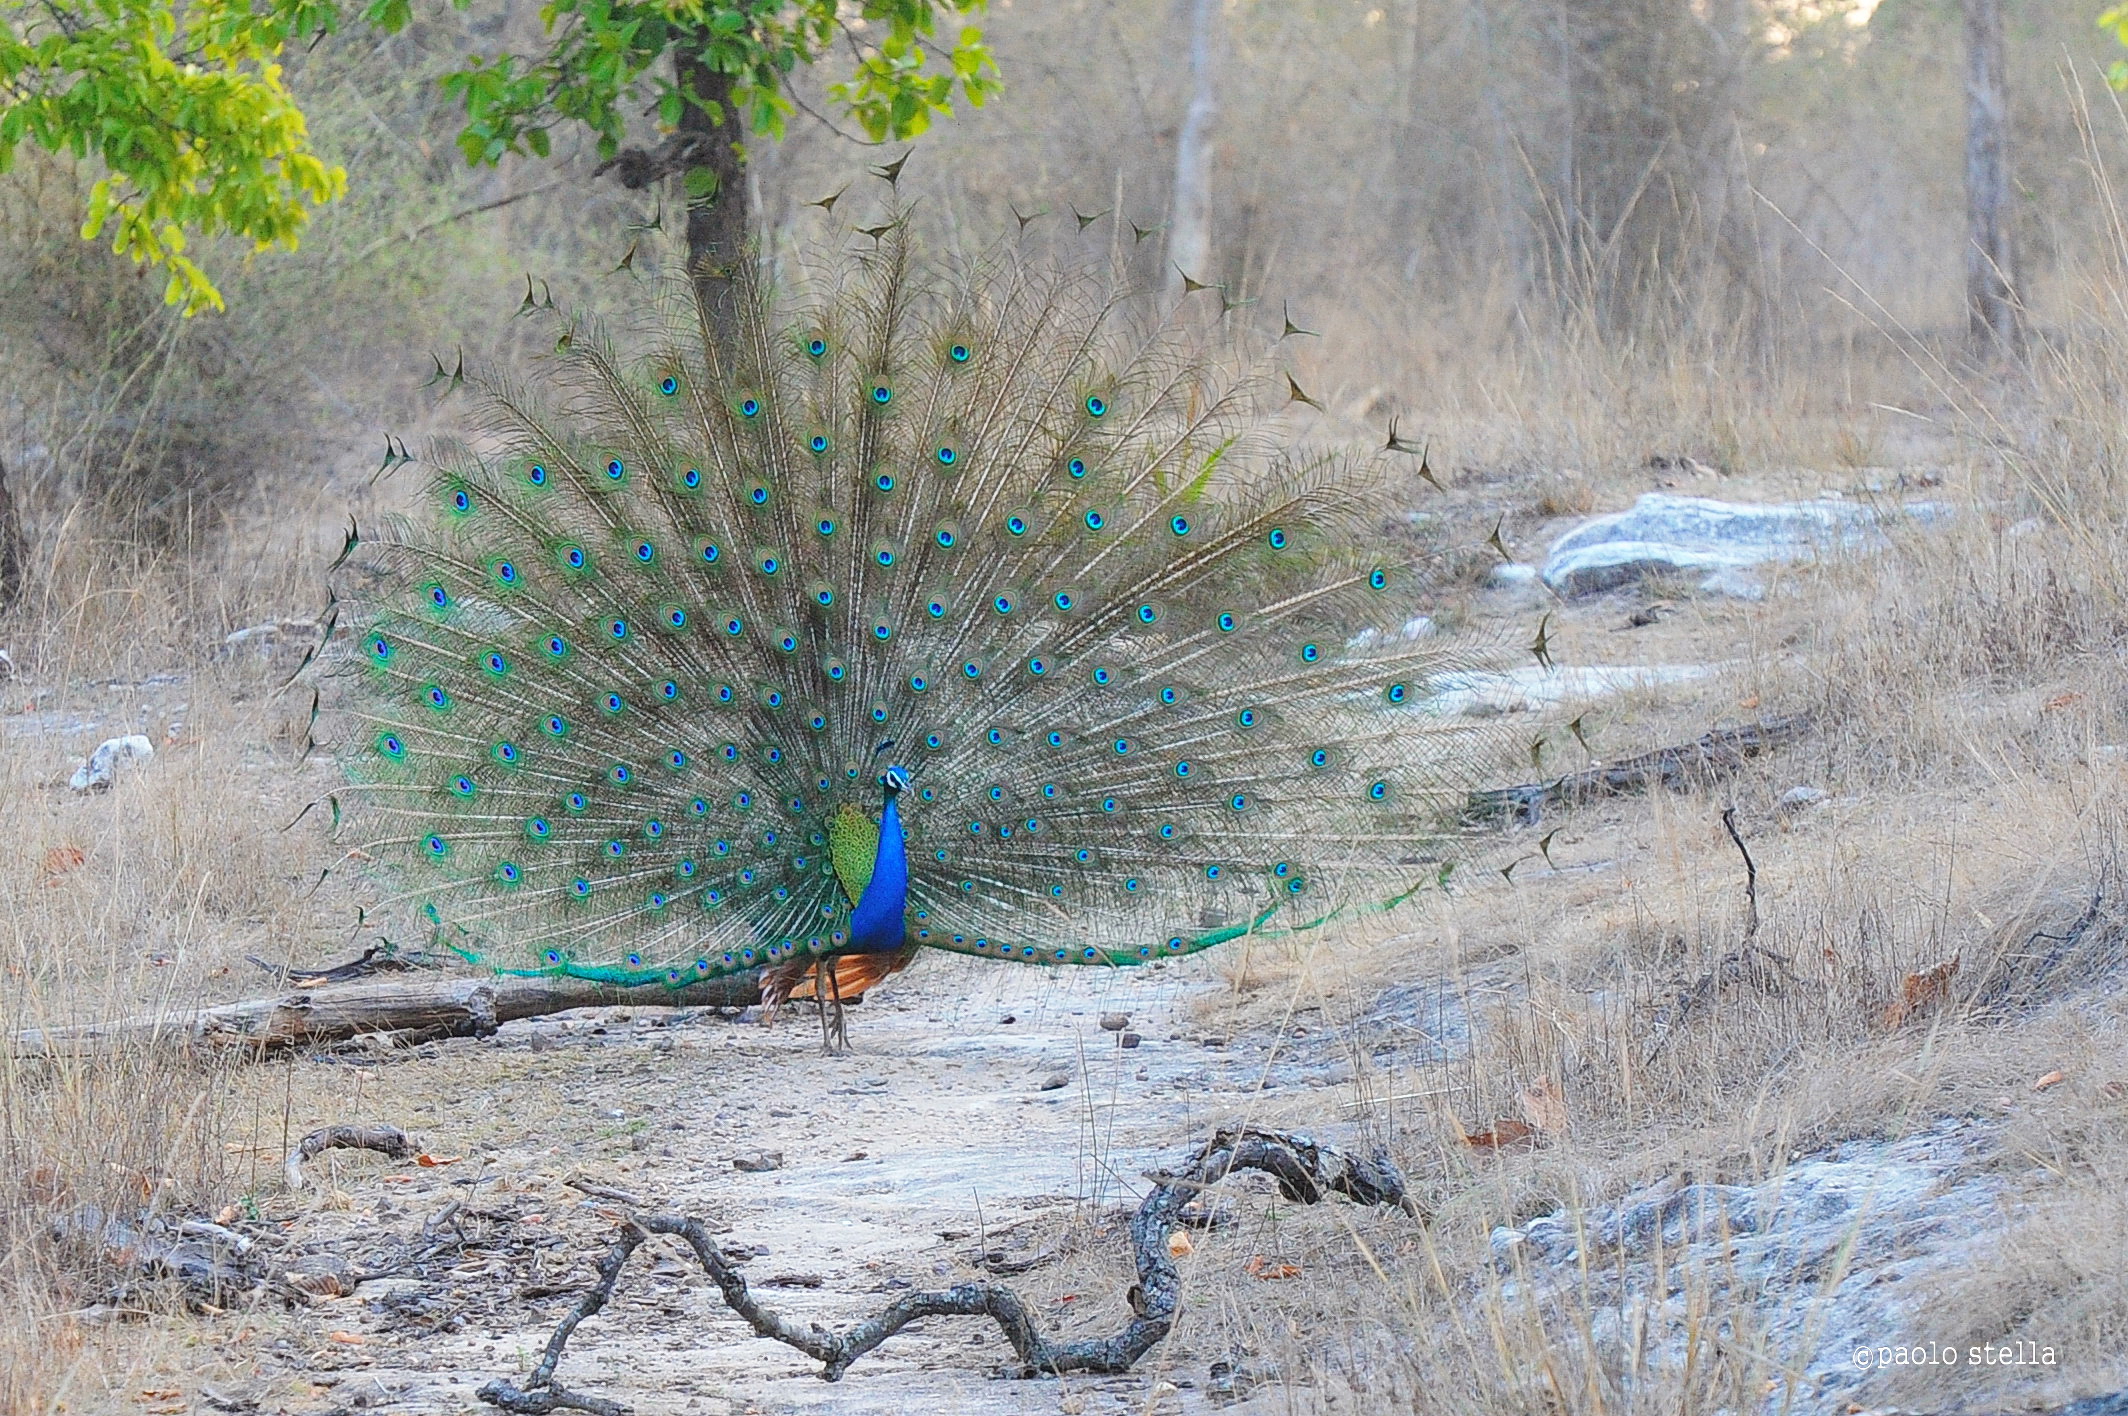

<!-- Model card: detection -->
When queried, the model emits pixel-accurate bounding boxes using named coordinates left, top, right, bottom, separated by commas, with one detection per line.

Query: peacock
left=335, top=207, right=1493, bottom=1049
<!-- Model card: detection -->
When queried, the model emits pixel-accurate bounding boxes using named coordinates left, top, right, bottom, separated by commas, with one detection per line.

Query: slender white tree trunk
left=1963, top=0, right=2020, bottom=355
left=1164, top=0, right=1221, bottom=299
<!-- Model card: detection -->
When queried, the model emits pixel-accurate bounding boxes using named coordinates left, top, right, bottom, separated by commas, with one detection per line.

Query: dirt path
left=251, top=959, right=1374, bottom=1416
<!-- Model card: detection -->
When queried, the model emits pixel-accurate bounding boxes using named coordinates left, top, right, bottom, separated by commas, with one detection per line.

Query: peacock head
left=881, top=764, right=911, bottom=797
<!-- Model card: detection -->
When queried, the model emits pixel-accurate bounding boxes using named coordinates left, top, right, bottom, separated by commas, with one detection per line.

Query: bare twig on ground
left=286, top=1124, right=415, bottom=1190
left=1642, top=810, right=1795, bottom=1064
left=246, top=945, right=414, bottom=987
left=477, top=1128, right=1415, bottom=1413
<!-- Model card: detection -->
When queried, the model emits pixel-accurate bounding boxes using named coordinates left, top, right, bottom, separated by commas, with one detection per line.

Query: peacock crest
left=331, top=214, right=1495, bottom=1010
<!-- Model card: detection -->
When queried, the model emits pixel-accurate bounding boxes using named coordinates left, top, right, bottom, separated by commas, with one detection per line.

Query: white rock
left=1778, top=785, right=1827, bottom=813
left=69, top=734, right=154, bottom=791
left=1542, top=493, right=1948, bottom=599
left=1489, top=562, right=1539, bottom=588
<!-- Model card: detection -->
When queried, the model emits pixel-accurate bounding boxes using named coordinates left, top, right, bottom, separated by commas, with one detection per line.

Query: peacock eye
left=807, top=337, right=827, bottom=358
left=1085, top=395, right=1108, bottom=418
left=949, top=343, right=970, bottom=362
left=659, top=375, right=679, bottom=396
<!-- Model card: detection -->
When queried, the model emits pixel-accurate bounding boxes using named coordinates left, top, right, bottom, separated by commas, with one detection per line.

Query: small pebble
left=732, top=1150, right=784, bottom=1173
left=1037, top=1070, right=1071, bottom=1092
left=1120, top=1032, right=1142, bottom=1049
left=1099, top=1012, right=1130, bottom=1032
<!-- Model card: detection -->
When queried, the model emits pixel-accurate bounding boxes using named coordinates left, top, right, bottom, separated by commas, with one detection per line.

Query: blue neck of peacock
left=848, top=787, right=909, bottom=954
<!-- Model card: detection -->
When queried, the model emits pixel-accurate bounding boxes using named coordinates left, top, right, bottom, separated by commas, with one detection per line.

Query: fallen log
left=11, top=971, right=761, bottom=1058
left=1465, top=713, right=1814, bottom=825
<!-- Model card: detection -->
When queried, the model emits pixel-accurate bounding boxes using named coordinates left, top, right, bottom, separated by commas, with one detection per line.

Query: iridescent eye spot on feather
left=1370, top=567, right=1389, bottom=590
left=492, top=741, right=519, bottom=764
left=495, top=862, right=520, bottom=884
left=565, top=792, right=589, bottom=813
left=604, top=839, right=626, bottom=859
left=776, top=632, right=798, bottom=652
left=1287, top=877, right=1307, bottom=894
left=1236, top=708, right=1259, bottom=728
left=483, top=652, right=509, bottom=676
left=493, top=560, right=519, bottom=587
left=924, top=732, right=943, bottom=749
left=602, top=692, right=624, bottom=714
left=873, top=621, right=893, bottom=641
left=1300, top=642, right=1320, bottom=663
left=823, top=658, right=846, bottom=680
left=926, top=598, right=946, bottom=618
left=1054, top=590, right=1075, bottom=611
left=540, top=714, right=570, bottom=740
left=871, top=383, right=892, bottom=405
left=873, top=543, right=897, bottom=567
left=635, top=541, right=655, bottom=563
left=817, top=514, right=838, bottom=537
left=644, top=820, right=665, bottom=840
left=1309, top=749, right=1330, bottom=768
left=664, top=607, right=687, bottom=630
left=1084, top=510, right=1105, bottom=531
left=720, top=744, right=739, bottom=762
left=1160, top=686, right=1178, bottom=705
left=525, top=817, right=551, bottom=839
left=1092, top=666, right=1111, bottom=686
left=544, top=635, right=568, bottom=660
left=611, top=764, right=634, bottom=786
left=813, top=584, right=835, bottom=608
left=677, top=859, right=697, bottom=878
left=934, top=525, right=956, bottom=548
left=369, top=636, right=393, bottom=663
left=810, top=434, right=830, bottom=455
left=1230, top=793, right=1250, bottom=810
left=740, top=398, right=761, bottom=419
left=949, top=343, right=971, bottom=363
left=761, top=688, right=784, bottom=709
left=450, top=489, right=472, bottom=515
left=910, top=673, right=929, bottom=692
left=1217, top=612, right=1236, bottom=632
left=870, top=702, right=888, bottom=723
left=757, top=553, right=780, bottom=575
left=571, top=878, right=593, bottom=898
left=607, top=618, right=629, bottom=641
left=1113, top=738, right=1130, bottom=755
left=646, top=891, right=668, bottom=910
left=1174, top=761, right=1192, bottom=778
left=1205, top=864, right=1223, bottom=880
left=561, top=545, right=588, bottom=571
left=375, top=733, right=406, bottom=761
left=1367, top=780, right=1389, bottom=800
left=808, top=713, right=827, bottom=730
left=1028, top=657, right=1048, bottom=676
left=749, top=483, right=771, bottom=507
left=807, top=336, right=828, bottom=359
left=1067, top=457, right=1088, bottom=479
left=527, top=463, right=548, bottom=487
left=605, top=459, right=625, bottom=481
left=987, top=728, right=1004, bottom=745
left=1005, top=514, right=1027, bottom=536
left=1085, top=395, right=1108, bottom=418
left=423, top=834, right=449, bottom=859
left=724, top=616, right=744, bottom=636
left=987, top=785, right=1005, bottom=802
left=937, top=446, right=957, bottom=466
left=424, top=684, right=451, bottom=711
left=963, top=661, right=981, bottom=680
left=425, top=582, right=450, bottom=610
left=680, top=467, right=702, bottom=489
left=993, top=594, right=1014, bottom=616
left=1157, top=823, right=1177, bottom=840
left=700, top=541, right=722, bottom=565
left=1170, top=515, right=1190, bottom=537
left=1268, top=527, right=1288, bottom=549
left=691, top=798, right=711, bottom=816
left=1386, top=682, right=1408, bottom=704
left=1137, top=604, right=1158, bottom=624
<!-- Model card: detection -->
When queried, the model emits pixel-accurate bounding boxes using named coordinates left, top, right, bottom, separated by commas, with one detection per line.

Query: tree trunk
left=1963, top=0, right=2020, bottom=357
left=1163, top=0, right=1221, bottom=300
left=10, top=973, right=762, bottom=1058
left=675, top=47, right=751, bottom=354
left=0, top=455, right=26, bottom=613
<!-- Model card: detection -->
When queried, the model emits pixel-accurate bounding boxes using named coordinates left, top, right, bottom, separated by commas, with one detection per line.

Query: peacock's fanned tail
left=333, top=222, right=1496, bottom=989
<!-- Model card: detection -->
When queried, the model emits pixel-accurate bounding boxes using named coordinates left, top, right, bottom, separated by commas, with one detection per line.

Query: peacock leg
left=826, top=962, right=850, bottom=1054
left=813, top=958, right=833, bottom=1053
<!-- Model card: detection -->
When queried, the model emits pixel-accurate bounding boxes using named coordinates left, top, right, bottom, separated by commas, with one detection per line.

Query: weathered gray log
left=11, top=972, right=760, bottom=1057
